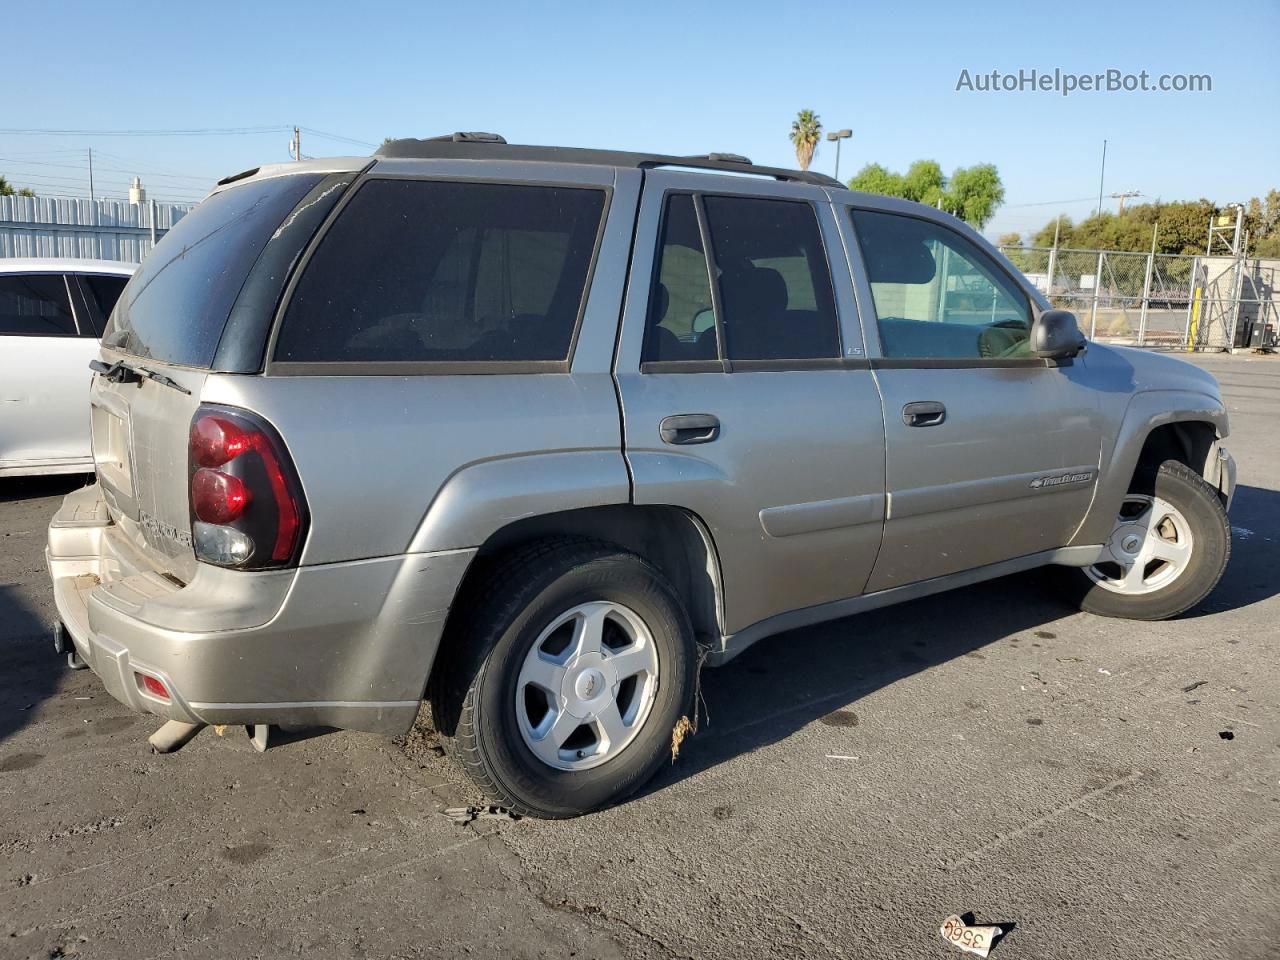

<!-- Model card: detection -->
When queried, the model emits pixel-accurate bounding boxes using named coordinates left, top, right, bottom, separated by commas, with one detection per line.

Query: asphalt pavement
left=1, top=351, right=1276, bottom=960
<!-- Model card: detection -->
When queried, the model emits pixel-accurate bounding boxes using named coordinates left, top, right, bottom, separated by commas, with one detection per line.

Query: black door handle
left=660, top=414, right=720, bottom=445
left=902, top=401, right=946, bottom=427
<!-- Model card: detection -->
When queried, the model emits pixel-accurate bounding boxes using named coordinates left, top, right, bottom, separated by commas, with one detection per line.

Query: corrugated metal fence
left=0, top=195, right=194, bottom=263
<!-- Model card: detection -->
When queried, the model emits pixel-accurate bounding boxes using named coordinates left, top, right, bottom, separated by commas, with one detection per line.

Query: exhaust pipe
left=148, top=720, right=205, bottom=754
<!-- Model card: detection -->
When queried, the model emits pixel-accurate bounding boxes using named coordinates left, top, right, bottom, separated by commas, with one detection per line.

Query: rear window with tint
left=103, top=174, right=323, bottom=366
left=273, top=179, right=606, bottom=365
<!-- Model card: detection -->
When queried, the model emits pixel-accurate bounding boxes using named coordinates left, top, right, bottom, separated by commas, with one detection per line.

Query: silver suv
left=46, top=134, right=1236, bottom=817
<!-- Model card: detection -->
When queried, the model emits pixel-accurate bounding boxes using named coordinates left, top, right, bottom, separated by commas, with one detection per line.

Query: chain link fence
left=999, top=245, right=1280, bottom=349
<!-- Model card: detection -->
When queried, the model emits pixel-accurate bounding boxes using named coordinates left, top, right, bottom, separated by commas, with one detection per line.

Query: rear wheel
left=431, top=539, right=695, bottom=818
left=1059, top=460, right=1230, bottom=620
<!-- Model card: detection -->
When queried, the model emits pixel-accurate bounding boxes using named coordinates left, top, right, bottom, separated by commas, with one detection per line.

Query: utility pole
left=289, top=126, right=302, bottom=161
left=87, top=147, right=95, bottom=202
left=1109, top=190, right=1141, bottom=213
left=1095, top=139, right=1107, bottom=216
left=1138, top=221, right=1159, bottom=344
left=1046, top=215, right=1062, bottom=298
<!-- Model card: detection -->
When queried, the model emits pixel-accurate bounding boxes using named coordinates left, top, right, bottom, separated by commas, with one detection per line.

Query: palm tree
left=790, top=110, right=822, bottom=171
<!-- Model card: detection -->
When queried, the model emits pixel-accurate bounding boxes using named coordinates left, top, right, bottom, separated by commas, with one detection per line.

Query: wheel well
left=1133, top=421, right=1218, bottom=488
left=434, top=505, right=723, bottom=682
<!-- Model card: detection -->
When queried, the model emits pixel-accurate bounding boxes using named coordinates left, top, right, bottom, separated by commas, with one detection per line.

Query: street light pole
left=1095, top=139, right=1107, bottom=216
left=825, top=128, right=852, bottom=182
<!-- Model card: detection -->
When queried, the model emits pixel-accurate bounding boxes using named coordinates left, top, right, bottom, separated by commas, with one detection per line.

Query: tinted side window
left=702, top=196, right=840, bottom=361
left=642, top=195, right=718, bottom=363
left=0, top=275, right=76, bottom=337
left=275, top=180, right=606, bottom=364
left=79, top=274, right=130, bottom=337
left=851, top=210, right=1032, bottom=359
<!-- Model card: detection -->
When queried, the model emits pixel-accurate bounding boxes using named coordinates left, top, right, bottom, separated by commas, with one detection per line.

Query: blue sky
left=5, top=0, right=1277, bottom=240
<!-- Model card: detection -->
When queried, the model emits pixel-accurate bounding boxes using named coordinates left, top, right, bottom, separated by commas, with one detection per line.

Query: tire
left=1058, top=460, right=1230, bottom=620
left=430, top=538, right=696, bottom=818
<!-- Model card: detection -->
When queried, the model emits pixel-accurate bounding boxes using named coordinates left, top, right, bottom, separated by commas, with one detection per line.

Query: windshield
left=103, top=174, right=322, bottom=367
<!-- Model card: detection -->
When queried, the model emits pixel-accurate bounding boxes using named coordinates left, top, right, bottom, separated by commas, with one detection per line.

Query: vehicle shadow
left=0, top=474, right=90, bottom=751
left=643, top=481, right=1279, bottom=795
left=0, top=585, right=62, bottom=752
left=0, top=474, right=91, bottom=503
left=642, top=569, right=1079, bottom=795
left=1183, top=483, right=1280, bottom=617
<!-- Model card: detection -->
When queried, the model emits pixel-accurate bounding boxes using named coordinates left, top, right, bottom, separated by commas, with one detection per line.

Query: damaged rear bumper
left=46, top=483, right=474, bottom=735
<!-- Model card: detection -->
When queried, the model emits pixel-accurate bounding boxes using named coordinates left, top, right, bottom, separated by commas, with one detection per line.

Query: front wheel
left=431, top=539, right=696, bottom=818
left=1058, top=460, right=1230, bottom=620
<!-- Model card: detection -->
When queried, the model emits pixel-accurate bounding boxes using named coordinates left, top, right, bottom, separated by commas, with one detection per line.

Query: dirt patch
left=0, top=753, right=43, bottom=772
left=221, top=842, right=273, bottom=865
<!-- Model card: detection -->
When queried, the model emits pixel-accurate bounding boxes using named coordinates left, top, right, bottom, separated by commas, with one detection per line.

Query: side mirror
left=1032, top=309, right=1087, bottom=363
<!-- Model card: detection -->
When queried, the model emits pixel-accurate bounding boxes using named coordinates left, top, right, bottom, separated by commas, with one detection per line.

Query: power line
left=0, top=171, right=206, bottom=197
left=92, top=150, right=222, bottom=181
left=1, top=124, right=376, bottom=148
left=1002, top=196, right=1096, bottom=208
left=0, top=155, right=211, bottom=185
left=0, top=125, right=291, bottom=137
left=298, top=126, right=378, bottom=149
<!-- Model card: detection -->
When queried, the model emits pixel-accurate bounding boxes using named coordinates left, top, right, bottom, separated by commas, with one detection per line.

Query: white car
left=0, top=258, right=135, bottom=477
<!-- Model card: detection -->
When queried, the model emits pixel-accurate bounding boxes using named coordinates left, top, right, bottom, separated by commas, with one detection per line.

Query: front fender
left=407, top=450, right=631, bottom=554
left=1070, top=389, right=1228, bottom=546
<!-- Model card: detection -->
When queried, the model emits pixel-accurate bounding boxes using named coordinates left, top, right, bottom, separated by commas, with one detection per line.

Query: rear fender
left=407, top=451, right=631, bottom=554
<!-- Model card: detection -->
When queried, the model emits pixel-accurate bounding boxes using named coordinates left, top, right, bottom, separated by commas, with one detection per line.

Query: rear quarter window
left=78, top=274, right=130, bottom=337
left=103, top=174, right=324, bottom=367
left=272, top=179, right=606, bottom=366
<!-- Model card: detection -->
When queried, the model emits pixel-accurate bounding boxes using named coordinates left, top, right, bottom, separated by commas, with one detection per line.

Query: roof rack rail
left=374, top=138, right=845, bottom=188
left=703, top=152, right=752, bottom=164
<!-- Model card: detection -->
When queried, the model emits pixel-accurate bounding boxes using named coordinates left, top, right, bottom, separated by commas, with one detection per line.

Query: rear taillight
left=188, top=405, right=308, bottom=569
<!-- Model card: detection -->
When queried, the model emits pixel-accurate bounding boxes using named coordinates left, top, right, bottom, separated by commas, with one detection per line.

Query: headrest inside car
left=863, top=234, right=936, bottom=285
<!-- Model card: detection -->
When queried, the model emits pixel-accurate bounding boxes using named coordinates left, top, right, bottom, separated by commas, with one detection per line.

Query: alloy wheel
left=1085, top=494, right=1194, bottom=596
left=515, top=601, right=660, bottom=771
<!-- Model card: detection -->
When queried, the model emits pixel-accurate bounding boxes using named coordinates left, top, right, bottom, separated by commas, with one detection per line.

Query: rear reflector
left=139, top=674, right=170, bottom=700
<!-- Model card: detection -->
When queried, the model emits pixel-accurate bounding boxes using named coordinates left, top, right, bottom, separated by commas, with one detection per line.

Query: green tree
left=1245, top=190, right=1280, bottom=257
left=944, top=163, right=1004, bottom=229
left=847, top=162, right=908, bottom=198
left=1030, top=199, right=1225, bottom=255
left=789, top=110, right=822, bottom=171
left=903, top=160, right=946, bottom=208
left=0, top=176, right=36, bottom=198
left=848, top=159, right=1005, bottom=228
left=1031, top=217, right=1070, bottom=248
